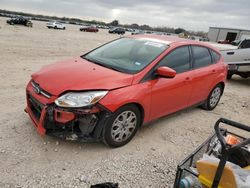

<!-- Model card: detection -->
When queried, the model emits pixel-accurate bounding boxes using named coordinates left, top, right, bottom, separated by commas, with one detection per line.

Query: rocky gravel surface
left=0, top=17, right=249, bottom=188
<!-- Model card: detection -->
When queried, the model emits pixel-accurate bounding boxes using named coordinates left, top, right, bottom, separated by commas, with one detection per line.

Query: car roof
left=129, top=34, right=218, bottom=52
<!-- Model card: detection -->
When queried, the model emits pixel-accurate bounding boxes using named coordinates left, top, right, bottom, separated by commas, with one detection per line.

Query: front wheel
left=103, top=105, right=141, bottom=147
left=201, top=84, right=223, bottom=110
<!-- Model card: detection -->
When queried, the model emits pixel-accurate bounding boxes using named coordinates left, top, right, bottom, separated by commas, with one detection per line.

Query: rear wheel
left=103, top=105, right=141, bottom=147
left=240, top=73, right=249, bottom=78
left=201, top=84, right=223, bottom=110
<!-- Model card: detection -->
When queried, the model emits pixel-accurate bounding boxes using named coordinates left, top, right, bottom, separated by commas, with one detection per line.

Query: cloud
left=0, top=0, right=249, bottom=31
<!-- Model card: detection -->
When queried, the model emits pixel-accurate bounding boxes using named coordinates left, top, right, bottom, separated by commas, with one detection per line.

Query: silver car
left=47, top=21, right=66, bottom=30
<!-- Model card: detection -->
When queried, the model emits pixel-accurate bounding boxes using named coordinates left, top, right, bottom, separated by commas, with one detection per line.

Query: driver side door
left=149, top=46, right=194, bottom=120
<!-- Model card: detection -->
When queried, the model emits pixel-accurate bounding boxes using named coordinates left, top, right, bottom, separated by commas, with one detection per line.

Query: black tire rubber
left=103, top=104, right=141, bottom=148
left=201, top=84, right=223, bottom=111
left=240, top=74, right=248, bottom=79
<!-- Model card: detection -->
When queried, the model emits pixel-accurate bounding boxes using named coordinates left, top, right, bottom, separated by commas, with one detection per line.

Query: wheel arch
left=114, top=102, right=145, bottom=126
left=217, top=81, right=225, bottom=94
left=208, top=73, right=226, bottom=96
left=129, top=102, right=144, bottom=126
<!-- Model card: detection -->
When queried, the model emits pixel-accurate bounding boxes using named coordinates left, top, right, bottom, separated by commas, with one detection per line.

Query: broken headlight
left=55, top=91, right=108, bottom=108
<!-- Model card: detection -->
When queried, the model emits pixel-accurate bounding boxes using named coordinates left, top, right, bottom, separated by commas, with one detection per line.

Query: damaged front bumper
left=25, top=81, right=111, bottom=142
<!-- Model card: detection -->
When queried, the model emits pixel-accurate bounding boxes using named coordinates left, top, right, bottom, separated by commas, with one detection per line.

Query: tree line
left=0, top=9, right=207, bottom=37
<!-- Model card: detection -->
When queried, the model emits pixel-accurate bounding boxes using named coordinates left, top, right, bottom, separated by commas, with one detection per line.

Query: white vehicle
left=210, top=38, right=250, bottom=79
left=47, top=21, right=66, bottom=30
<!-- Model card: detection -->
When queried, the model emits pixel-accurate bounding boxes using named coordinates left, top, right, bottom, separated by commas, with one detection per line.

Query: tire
left=63, top=27, right=65, bottom=30
left=227, top=73, right=233, bottom=79
left=240, top=74, right=249, bottom=79
left=103, top=105, right=141, bottom=147
left=201, top=84, right=223, bottom=111
left=26, top=22, right=32, bottom=27
left=54, top=26, right=57, bottom=29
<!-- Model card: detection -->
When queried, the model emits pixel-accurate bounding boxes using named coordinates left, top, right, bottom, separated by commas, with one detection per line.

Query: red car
left=25, top=35, right=227, bottom=147
left=80, top=26, right=98, bottom=32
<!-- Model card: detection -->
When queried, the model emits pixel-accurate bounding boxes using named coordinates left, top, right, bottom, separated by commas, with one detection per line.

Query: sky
left=0, top=0, right=250, bottom=31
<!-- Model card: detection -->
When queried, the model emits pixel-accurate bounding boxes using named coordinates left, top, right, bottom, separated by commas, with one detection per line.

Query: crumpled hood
left=31, top=57, right=134, bottom=96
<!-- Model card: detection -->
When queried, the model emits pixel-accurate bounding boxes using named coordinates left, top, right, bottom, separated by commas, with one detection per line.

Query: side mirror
left=156, top=67, right=176, bottom=78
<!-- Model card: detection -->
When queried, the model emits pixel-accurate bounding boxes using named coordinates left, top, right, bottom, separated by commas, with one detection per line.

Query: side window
left=192, top=46, right=212, bottom=68
left=211, top=50, right=221, bottom=64
left=239, top=40, right=250, bottom=49
left=157, top=46, right=191, bottom=73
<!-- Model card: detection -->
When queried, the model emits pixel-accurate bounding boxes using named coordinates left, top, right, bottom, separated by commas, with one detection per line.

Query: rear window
left=239, top=40, right=250, bottom=49
left=211, top=50, right=221, bottom=64
left=192, top=46, right=212, bottom=69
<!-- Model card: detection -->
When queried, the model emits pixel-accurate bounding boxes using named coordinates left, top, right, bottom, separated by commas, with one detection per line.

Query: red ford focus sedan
left=25, top=35, right=227, bottom=147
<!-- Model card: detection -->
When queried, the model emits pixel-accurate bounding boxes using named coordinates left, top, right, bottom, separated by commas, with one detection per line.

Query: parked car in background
left=145, top=31, right=153, bottom=34
left=231, top=39, right=241, bottom=46
left=199, top=37, right=209, bottom=41
left=188, top=36, right=196, bottom=40
left=131, top=30, right=144, bottom=35
left=178, top=33, right=189, bottom=38
left=162, top=33, right=172, bottom=36
left=6, top=16, right=33, bottom=27
left=25, top=35, right=227, bottom=147
left=108, top=27, right=125, bottom=34
left=96, top=25, right=109, bottom=29
left=80, top=26, right=99, bottom=32
left=47, top=21, right=66, bottom=30
left=219, top=38, right=250, bottom=79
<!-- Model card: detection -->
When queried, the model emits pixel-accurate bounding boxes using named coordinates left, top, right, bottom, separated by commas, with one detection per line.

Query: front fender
left=99, top=82, right=152, bottom=123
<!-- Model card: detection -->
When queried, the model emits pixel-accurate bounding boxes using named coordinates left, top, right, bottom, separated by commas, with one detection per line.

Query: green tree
left=110, top=20, right=119, bottom=26
left=174, top=28, right=186, bottom=34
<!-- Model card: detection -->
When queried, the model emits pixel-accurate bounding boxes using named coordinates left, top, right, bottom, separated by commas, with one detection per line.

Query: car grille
left=28, top=94, right=45, bottom=121
left=31, top=80, right=51, bottom=99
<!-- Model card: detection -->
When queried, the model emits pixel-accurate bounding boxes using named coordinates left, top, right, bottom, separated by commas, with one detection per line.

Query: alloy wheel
left=209, top=87, right=221, bottom=108
left=111, top=111, right=137, bottom=143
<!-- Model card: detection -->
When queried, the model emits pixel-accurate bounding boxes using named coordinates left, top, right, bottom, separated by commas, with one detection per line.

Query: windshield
left=82, top=38, right=168, bottom=74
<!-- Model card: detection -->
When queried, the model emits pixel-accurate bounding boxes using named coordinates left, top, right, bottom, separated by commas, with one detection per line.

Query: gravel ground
left=0, top=17, right=249, bottom=188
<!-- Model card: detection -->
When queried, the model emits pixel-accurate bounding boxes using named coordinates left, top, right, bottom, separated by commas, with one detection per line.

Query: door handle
left=227, top=52, right=235, bottom=55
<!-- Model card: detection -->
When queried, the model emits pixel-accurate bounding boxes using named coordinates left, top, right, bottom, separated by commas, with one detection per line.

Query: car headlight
left=55, top=91, right=108, bottom=108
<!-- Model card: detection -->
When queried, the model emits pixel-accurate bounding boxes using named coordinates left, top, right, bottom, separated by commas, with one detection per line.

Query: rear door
left=149, top=46, right=194, bottom=120
left=188, top=45, right=218, bottom=106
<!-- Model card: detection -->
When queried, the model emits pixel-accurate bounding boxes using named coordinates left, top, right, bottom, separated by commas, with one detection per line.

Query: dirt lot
left=0, top=17, right=249, bottom=188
